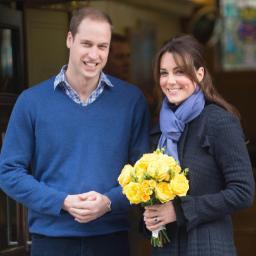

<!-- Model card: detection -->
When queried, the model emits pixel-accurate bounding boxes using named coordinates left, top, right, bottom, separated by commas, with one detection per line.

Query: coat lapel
left=178, top=124, right=189, bottom=166
left=150, top=124, right=161, bottom=152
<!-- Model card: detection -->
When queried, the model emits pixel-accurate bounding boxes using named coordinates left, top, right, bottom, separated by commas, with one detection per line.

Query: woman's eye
left=175, top=69, right=184, bottom=75
left=160, top=71, right=168, bottom=77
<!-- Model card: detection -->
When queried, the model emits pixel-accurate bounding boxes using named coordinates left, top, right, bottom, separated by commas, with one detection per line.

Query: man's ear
left=196, top=67, right=204, bottom=83
left=66, top=31, right=73, bottom=49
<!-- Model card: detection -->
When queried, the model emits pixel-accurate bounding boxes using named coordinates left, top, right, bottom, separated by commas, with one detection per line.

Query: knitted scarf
left=158, top=88, right=205, bottom=163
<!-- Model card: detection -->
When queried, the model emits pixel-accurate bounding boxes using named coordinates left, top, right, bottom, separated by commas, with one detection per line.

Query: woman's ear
left=196, top=67, right=204, bottom=83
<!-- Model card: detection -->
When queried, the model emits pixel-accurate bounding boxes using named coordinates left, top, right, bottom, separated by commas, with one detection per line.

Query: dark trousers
left=31, top=231, right=130, bottom=256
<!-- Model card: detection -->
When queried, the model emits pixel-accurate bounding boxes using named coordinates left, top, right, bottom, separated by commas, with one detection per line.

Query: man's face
left=108, top=41, right=131, bottom=81
left=66, top=18, right=111, bottom=83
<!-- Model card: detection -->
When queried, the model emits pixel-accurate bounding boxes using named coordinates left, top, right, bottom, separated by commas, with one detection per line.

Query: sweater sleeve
left=128, top=93, right=150, bottom=164
left=0, top=92, right=67, bottom=216
left=180, top=109, right=255, bottom=231
left=105, top=93, right=150, bottom=212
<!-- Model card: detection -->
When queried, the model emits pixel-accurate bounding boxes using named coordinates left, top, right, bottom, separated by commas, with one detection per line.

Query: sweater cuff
left=51, top=191, right=69, bottom=216
left=104, top=187, right=130, bottom=213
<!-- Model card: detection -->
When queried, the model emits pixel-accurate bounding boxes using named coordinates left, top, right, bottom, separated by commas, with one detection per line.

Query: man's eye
left=82, top=42, right=91, bottom=47
left=99, top=45, right=107, bottom=50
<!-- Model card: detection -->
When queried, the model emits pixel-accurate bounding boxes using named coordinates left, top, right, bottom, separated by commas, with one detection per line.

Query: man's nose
left=88, top=47, right=98, bottom=59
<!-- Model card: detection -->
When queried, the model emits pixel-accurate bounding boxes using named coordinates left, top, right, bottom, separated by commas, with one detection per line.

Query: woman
left=143, top=35, right=255, bottom=256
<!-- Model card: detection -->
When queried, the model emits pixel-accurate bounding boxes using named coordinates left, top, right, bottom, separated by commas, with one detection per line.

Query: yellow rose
left=147, top=159, right=165, bottom=181
left=157, top=161, right=171, bottom=181
left=140, top=153, right=159, bottom=163
left=170, top=174, right=189, bottom=196
left=134, top=158, right=148, bottom=170
left=148, top=179, right=157, bottom=188
left=171, top=164, right=182, bottom=175
left=118, top=164, right=134, bottom=187
left=161, top=154, right=176, bottom=166
left=123, top=182, right=142, bottom=204
left=141, top=180, right=156, bottom=195
left=155, top=182, right=175, bottom=203
left=129, top=180, right=155, bottom=203
left=134, top=161, right=147, bottom=182
left=140, top=193, right=151, bottom=203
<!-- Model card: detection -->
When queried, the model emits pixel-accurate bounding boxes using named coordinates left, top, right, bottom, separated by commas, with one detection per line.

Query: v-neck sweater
left=0, top=76, right=150, bottom=236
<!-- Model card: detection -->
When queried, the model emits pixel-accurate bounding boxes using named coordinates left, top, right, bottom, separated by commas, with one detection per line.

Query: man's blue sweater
left=0, top=76, right=149, bottom=237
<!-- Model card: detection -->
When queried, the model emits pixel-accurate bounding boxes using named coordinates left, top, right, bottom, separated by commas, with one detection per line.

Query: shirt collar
left=54, top=64, right=114, bottom=90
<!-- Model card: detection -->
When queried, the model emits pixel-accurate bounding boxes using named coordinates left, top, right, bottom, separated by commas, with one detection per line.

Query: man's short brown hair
left=69, top=7, right=113, bottom=37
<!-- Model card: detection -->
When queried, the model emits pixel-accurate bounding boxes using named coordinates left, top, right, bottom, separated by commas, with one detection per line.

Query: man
left=0, top=7, right=149, bottom=256
left=104, top=33, right=131, bottom=81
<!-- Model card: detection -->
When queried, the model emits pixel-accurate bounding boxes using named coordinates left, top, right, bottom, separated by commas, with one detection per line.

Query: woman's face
left=159, top=52, right=203, bottom=105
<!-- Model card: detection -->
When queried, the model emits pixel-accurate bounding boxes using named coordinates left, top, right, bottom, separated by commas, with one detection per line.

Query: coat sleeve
left=180, top=109, right=255, bottom=231
left=0, top=92, right=67, bottom=216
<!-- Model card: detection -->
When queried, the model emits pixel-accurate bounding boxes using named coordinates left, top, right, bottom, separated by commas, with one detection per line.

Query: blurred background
left=0, top=0, right=256, bottom=255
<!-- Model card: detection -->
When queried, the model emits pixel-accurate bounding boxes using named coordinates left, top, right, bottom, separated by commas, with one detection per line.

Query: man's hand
left=63, top=191, right=111, bottom=223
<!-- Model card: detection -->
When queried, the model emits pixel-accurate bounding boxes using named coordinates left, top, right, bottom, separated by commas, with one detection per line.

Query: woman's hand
left=143, top=201, right=176, bottom=231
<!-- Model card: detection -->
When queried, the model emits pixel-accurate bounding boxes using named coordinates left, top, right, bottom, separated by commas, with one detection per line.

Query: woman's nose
left=167, top=74, right=176, bottom=84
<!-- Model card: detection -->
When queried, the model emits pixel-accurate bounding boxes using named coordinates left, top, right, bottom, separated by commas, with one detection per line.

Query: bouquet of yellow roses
left=118, top=148, right=189, bottom=247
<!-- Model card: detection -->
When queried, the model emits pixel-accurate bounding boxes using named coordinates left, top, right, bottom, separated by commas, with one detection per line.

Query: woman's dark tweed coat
left=150, top=103, right=255, bottom=256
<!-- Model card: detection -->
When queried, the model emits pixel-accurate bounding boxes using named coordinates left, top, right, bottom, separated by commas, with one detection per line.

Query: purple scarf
left=158, top=88, right=205, bottom=163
